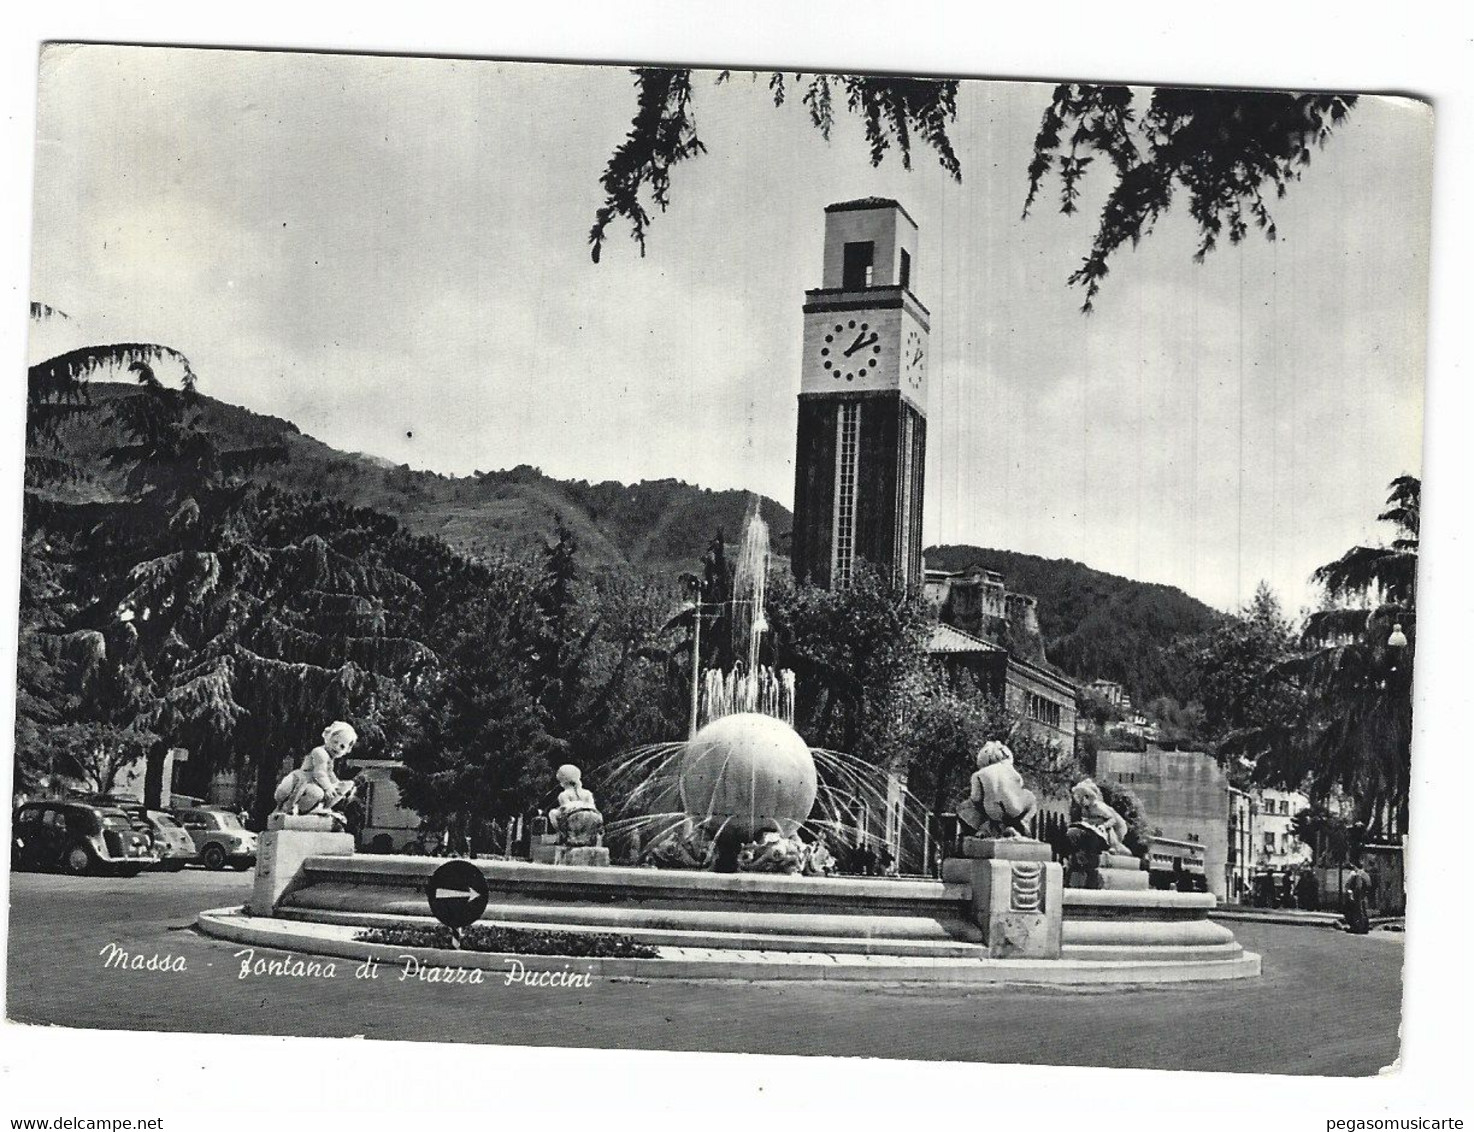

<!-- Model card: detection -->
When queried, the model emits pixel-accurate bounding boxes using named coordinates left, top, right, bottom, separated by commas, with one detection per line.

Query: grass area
left=355, top=923, right=660, bottom=959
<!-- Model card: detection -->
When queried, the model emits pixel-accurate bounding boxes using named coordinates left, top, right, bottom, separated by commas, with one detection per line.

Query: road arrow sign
left=426, top=859, right=489, bottom=929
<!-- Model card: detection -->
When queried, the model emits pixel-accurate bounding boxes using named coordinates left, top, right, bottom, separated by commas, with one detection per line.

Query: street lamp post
left=680, top=573, right=703, bottom=741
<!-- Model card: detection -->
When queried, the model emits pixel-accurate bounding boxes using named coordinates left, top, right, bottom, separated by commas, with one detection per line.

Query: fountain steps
left=276, top=906, right=992, bottom=958
left=275, top=904, right=1245, bottom=963
left=291, top=856, right=971, bottom=922
left=1060, top=942, right=1246, bottom=962
left=285, top=883, right=983, bottom=946
left=274, top=854, right=1251, bottom=966
left=199, top=905, right=1262, bottom=984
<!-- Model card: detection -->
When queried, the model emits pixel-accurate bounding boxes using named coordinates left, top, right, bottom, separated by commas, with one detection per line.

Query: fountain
left=592, top=504, right=935, bottom=875
left=199, top=502, right=1260, bottom=984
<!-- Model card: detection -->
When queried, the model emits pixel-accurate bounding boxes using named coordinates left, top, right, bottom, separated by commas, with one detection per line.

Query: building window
left=1264, top=832, right=1276, bottom=851
left=843, top=241, right=875, bottom=290
left=899, top=248, right=912, bottom=290
left=831, top=402, right=861, bottom=588
left=1025, top=692, right=1062, bottom=729
left=895, top=411, right=916, bottom=582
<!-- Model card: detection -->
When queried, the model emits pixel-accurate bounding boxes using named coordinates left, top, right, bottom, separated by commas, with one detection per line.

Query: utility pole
left=689, top=590, right=702, bottom=740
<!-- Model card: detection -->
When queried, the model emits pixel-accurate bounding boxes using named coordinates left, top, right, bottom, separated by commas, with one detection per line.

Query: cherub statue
left=956, top=740, right=1039, bottom=840
left=548, top=764, right=603, bottom=847
left=1063, top=778, right=1131, bottom=888
left=273, top=721, right=359, bottom=821
left=1067, top=778, right=1129, bottom=854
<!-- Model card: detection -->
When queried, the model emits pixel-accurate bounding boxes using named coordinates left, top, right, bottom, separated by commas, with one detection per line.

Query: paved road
left=4, top=870, right=1403, bottom=1075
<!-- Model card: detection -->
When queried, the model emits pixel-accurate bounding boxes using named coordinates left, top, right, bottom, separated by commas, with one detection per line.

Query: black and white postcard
left=2, top=17, right=1464, bottom=1130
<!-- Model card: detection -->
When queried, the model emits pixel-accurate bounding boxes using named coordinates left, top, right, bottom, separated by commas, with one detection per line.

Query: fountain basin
left=196, top=852, right=1260, bottom=983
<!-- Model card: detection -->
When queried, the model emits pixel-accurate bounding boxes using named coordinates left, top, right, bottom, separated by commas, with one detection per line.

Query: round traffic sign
left=426, top=859, right=489, bottom=929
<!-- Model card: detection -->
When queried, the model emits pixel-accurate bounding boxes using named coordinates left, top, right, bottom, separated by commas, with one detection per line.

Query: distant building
left=1256, top=787, right=1312, bottom=868
left=1094, top=747, right=1230, bottom=899
left=925, top=621, right=1077, bottom=751
left=1227, top=786, right=1257, bottom=902
left=1085, top=678, right=1133, bottom=714
left=923, top=566, right=1047, bottom=665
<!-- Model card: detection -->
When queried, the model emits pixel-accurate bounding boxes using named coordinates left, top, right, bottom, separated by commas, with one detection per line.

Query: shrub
left=355, top=923, right=659, bottom=959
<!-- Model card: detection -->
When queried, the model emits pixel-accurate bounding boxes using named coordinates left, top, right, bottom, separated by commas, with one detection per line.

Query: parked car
left=171, top=806, right=257, bottom=870
left=91, top=801, right=198, bottom=871
left=141, top=809, right=199, bottom=870
left=11, top=800, right=159, bottom=876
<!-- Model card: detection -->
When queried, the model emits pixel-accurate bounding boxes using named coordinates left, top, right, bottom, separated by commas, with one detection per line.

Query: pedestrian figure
left=1296, top=867, right=1321, bottom=912
left=1344, top=862, right=1372, bottom=934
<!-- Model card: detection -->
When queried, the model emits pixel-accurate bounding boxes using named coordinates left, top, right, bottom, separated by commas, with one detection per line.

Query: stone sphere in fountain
left=678, top=712, right=818, bottom=840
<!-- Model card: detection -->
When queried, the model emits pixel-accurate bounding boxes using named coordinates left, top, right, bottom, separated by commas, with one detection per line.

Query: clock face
left=903, top=327, right=927, bottom=392
left=819, top=319, right=883, bottom=383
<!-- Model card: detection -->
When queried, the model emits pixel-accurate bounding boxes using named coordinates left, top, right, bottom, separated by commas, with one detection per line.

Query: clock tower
left=791, top=198, right=929, bottom=592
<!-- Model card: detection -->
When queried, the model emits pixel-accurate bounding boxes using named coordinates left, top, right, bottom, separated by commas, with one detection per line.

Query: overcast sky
left=28, top=45, right=1430, bottom=613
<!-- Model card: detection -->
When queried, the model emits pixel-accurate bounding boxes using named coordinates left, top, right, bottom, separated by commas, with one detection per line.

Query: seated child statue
left=547, top=764, right=604, bottom=847
left=1065, top=778, right=1130, bottom=887
left=274, top=720, right=358, bottom=819
left=1066, top=778, right=1129, bottom=854
left=955, top=740, right=1039, bottom=840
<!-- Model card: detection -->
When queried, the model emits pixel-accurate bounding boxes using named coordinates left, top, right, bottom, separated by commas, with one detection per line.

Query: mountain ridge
left=47, top=385, right=1221, bottom=702
left=55, top=384, right=787, bottom=577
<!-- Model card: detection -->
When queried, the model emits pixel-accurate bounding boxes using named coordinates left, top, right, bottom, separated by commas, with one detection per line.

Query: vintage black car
left=11, top=800, right=159, bottom=876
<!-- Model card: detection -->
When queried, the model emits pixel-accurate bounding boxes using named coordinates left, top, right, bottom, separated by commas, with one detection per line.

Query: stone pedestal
left=1066, top=848, right=1148, bottom=891
left=251, top=827, right=355, bottom=916
left=531, top=834, right=610, bottom=867
left=530, top=833, right=560, bottom=865
left=555, top=846, right=610, bottom=867
left=947, top=838, right=1063, bottom=959
left=266, top=812, right=342, bottom=832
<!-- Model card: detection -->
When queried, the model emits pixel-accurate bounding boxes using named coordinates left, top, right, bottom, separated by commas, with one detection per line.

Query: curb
left=196, top=906, right=1262, bottom=986
left=1211, top=908, right=1405, bottom=930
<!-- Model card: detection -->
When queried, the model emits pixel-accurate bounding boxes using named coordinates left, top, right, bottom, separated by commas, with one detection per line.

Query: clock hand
left=844, top=331, right=879, bottom=357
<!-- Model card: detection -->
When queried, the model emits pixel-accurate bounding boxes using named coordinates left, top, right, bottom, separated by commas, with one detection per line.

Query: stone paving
left=6, top=870, right=1403, bottom=1074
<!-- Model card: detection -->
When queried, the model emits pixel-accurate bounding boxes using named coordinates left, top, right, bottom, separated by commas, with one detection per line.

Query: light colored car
left=141, top=809, right=198, bottom=871
left=172, top=807, right=257, bottom=870
left=87, top=798, right=200, bottom=871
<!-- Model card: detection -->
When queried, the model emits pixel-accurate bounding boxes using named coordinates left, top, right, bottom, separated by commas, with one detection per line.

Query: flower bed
left=355, top=923, right=660, bottom=959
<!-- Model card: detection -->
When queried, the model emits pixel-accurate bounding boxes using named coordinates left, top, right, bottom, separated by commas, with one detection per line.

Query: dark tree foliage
left=1174, top=583, right=1299, bottom=746
left=591, top=74, right=1357, bottom=313
left=1221, top=478, right=1418, bottom=838
left=765, top=563, right=934, bottom=768
left=19, top=308, right=451, bottom=814
left=589, top=68, right=961, bottom=261
left=28, top=344, right=195, bottom=447
left=1024, top=85, right=1358, bottom=310
left=394, top=556, right=560, bottom=842
left=1291, top=805, right=1368, bottom=867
